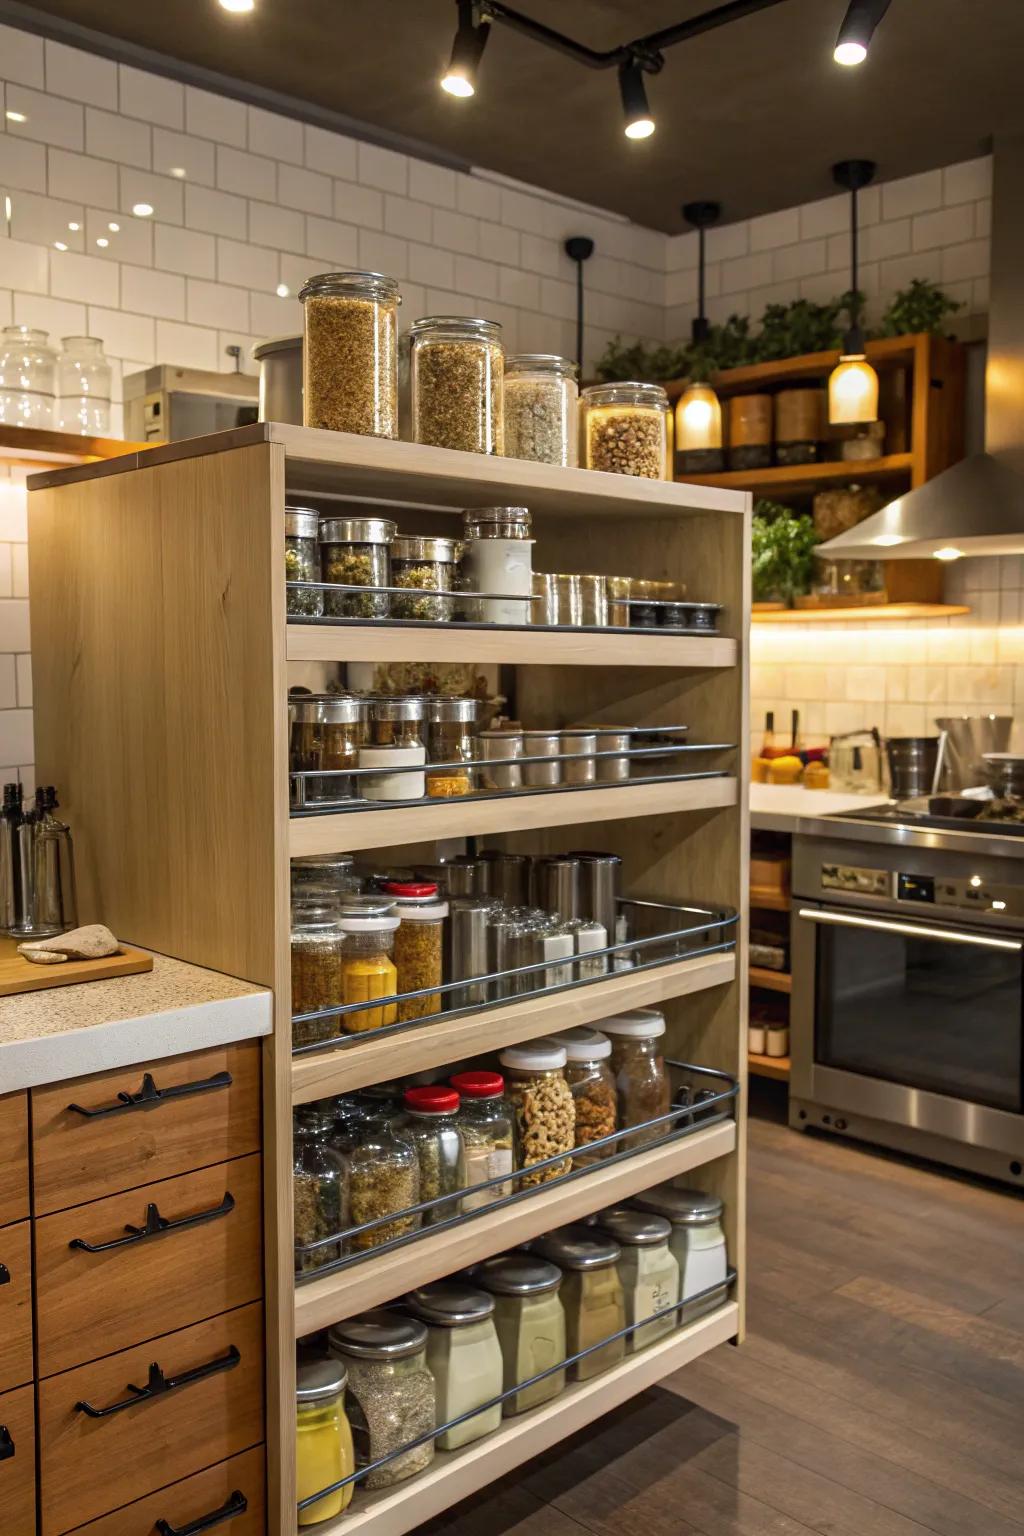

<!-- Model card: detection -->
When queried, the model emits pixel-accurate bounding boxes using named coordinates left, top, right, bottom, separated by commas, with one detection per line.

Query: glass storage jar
left=0, top=324, right=56, bottom=428
left=410, top=315, right=504, bottom=454
left=338, top=913, right=399, bottom=1032
left=346, top=1114, right=420, bottom=1250
left=499, top=1039, right=575, bottom=1187
left=630, top=1185, right=728, bottom=1323
left=601, top=1009, right=671, bottom=1147
left=390, top=535, right=460, bottom=622
left=293, top=1103, right=348, bottom=1274
left=450, top=1070, right=514, bottom=1209
left=56, top=335, right=111, bottom=435
left=581, top=382, right=669, bottom=480
left=299, top=271, right=400, bottom=438
left=552, top=1027, right=617, bottom=1166
left=503, top=353, right=578, bottom=466
left=320, top=516, right=396, bottom=619
left=535, top=1226, right=626, bottom=1381
left=381, top=880, right=447, bottom=1021
left=401, top=1085, right=463, bottom=1224
left=296, top=1358, right=355, bottom=1526
left=289, top=694, right=369, bottom=808
left=460, top=506, right=533, bottom=624
left=285, top=508, right=323, bottom=618
left=292, top=852, right=362, bottom=903
left=597, top=1209, right=680, bottom=1351
left=328, top=1311, right=435, bottom=1487
left=425, top=696, right=479, bottom=798
left=474, top=1255, right=567, bottom=1416
left=402, top=1283, right=503, bottom=1450
left=291, top=911, right=345, bottom=1046
left=368, top=696, right=426, bottom=748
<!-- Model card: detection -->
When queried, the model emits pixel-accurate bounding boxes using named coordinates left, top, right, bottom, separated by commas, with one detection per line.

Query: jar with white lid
left=474, top=1255, right=567, bottom=1416
left=381, top=880, right=447, bottom=1020
left=600, top=1009, right=671, bottom=1147
left=631, top=1185, right=728, bottom=1322
left=401, top=1085, right=464, bottom=1224
left=299, top=270, right=399, bottom=438
left=461, top=506, right=533, bottom=624
left=450, top=1071, right=514, bottom=1209
left=503, top=353, right=578, bottom=466
left=402, top=1283, right=503, bottom=1449
left=320, top=516, right=396, bottom=618
left=551, top=1027, right=617, bottom=1165
left=535, top=1225, right=626, bottom=1381
left=285, top=507, right=323, bottom=617
left=328, top=1310, right=435, bottom=1486
left=597, top=1208, right=680, bottom=1350
left=499, top=1039, right=575, bottom=1187
left=581, top=381, right=669, bottom=480
left=338, top=913, right=399, bottom=1032
left=390, top=535, right=460, bottom=622
left=410, top=315, right=504, bottom=454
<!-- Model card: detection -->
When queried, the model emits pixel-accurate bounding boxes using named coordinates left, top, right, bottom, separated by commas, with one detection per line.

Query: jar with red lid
left=401, top=1085, right=464, bottom=1224
left=451, top=1072, right=515, bottom=1210
left=381, top=880, right=448, bottom=1022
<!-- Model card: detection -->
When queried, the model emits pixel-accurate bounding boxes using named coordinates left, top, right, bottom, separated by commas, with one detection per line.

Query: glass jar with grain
left=293, top=1102, right=348, bottom=1275
left=551, top=1026, right=617, bottom=1166
left=504, top=353, right=578, bottom=466
left=535, top=1225, right=626, bottom=1381
left=450, top=1070, right=514, bottom=1209
left=345, top=1115, right=420, bottom=1251
left=299, top=271, right=399, bottom=438
left=410, top=315, right=504, bottom=454
left=338, top=912, right=399, bottom=1033
left=367, top=695, right=426, bottom=748
left=498, top=1039, right=575, bottom=1187
left=328, top=1311, right=435, bottom=1486
left=581, top=381, right=669, bottom=480
left=285, top=507, right=322, bottom=617
left=319, top=516, right=396, bottom=619
left=475, top=1254, right=567, bottom=1416
left=291, top=909, right=344, bottom=1046
left=380, top=880, right=447, bottom=1020
left=401, top=1085, right=464, bottom=1225
left=289, top=694, right=369, bottom=807
left=601, top=1009, right=671, bottom=1147
left=390, top=535, right=460, bottom=622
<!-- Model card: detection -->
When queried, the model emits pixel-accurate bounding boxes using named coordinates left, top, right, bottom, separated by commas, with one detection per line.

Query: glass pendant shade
left=828, top=353, right=878, bottom=425
left=675, top=382, right=723, bottom=450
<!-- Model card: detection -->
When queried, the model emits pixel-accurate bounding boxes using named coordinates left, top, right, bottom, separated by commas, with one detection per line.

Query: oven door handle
left=796, top=908, right=1022, bottom=952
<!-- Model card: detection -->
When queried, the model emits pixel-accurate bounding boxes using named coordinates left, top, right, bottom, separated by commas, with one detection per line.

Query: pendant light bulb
left=828, top=159, right=878, bottom=426
left=833, top=0, right=891, bottom=67
left=441, top=1, right=489, bottom=98
left=676, top=200, right=723, bottom=474
left=619, top=60, right=655, bottom=140
left=676, top=383, right=723, bottom=452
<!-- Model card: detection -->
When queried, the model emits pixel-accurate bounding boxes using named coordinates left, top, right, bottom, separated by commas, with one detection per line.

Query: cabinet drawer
left=0, top=1092, right=29, bottom=1227
left=63, top=1446, right=265, bottom=1536
left=0, top=1222, right=33, bottom=1392
left=32, top=1042, right=260, bottom=1215
left=0, top=1383, right=36, bottom=1536
left=36, top=1154, right=263, bottom=1377
left=39, top=1301, right=264, bottom=1536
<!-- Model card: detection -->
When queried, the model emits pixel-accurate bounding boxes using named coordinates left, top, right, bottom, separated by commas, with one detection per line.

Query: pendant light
left=675, top=201, right=724, bottom=475
left=828, top=159, right=879, bottom=425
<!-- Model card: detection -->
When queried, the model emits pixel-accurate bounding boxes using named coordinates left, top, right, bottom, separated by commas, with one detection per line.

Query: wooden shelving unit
left=747, top=1051, right=790, bottom=1082
left=27, top=421, right=750, bottom=1536
left=678, top=451, right=913, bottom=497
left=749, top=966, right=792, bottom=993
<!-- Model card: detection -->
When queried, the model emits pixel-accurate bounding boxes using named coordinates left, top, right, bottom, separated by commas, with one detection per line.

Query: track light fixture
left=828, top=159, right=879, bottom=426
left=441, top=0, right=491, bottom=98
left=833, top=0, right=891, bottom=66
left=618, top=58, right=655, bottom=140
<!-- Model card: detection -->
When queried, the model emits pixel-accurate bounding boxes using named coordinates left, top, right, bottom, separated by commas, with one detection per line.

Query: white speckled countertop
left=0, top=952, right=272, bottom=1092
left=750, top=782, right=889, bottom=833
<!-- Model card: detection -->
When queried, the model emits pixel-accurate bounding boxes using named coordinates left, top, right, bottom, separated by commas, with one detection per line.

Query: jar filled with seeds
left=346, top=1114, right=420, bottom=1250
left=552, top=1027, right=617, bottom=1166
left=504, top=353, right=578, bottom=467
left=285, top=507, right=322, bottom=617
left=601, top=1009, right=671, bottom=1148
left=299, top=271, right=400, bottom=438
left=450, top=1071, right=514, bottom=1209
left=293, top=1102, right=348, bottom=1275
left=581, top=382, right=670, bottom=480
left=319, top=516, right=396, bottom=619
left=338, top=912, right=400, bottom=1033
left=401, top=1085, right=464, bottom=1225
left=425, top=696, right=479, bottom=798
left=390, top=535, right=460, bottom=622
left=499, top=1039, right=575, bottom=1188
left=328, top=1311, right=436, bottom=1487
left=410, top=315, right=504, bottom=454
left=380, top=880, right=447, bottom=1021
left=367, top=695, right=426, bottom=748
left=292, top=909, right=345, bottom=1046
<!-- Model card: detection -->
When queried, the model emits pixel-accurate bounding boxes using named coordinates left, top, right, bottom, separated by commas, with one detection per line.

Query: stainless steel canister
left=448, top=896, right=492, bottom=1006
left=578, top=575, right=608, bottom=627
left=535, top=855, right=580, bottom=920
left=561, top=730, right=597, bottom=785
left=571, top=851, right=621, bottom=939
left=480, top=851, right=530, bottom=907
left=486, top=910, right=519, bottom=999
left=607, top=576, right=630, bottom=627
left=531, top=573, right=559, bottom=626
left=477, top=729, right=523, bottom=790
left=522, top=729, right=561, bottom=787
left=587, top=726, right=631, bottom=782
left=416, top=856, right=483, bottom=898
left=555, top=574, right=582, bottom=625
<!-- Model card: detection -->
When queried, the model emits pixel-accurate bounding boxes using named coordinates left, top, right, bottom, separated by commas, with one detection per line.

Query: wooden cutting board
left=0, top=935, right=153, bottom=996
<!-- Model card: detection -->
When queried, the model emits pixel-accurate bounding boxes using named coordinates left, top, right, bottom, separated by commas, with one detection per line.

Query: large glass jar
left=504, top=353, right=578, bottom=467
left=328, top=1311, right=435, bottom=1487
left=367, top=696, right=426, bottom=748
left=285, top=508, right=323, bottom=618
left=474, top=1255, right=567, bottom=1416
left=319, top=516, right=396, bottom=619
left=346, top=1115, right=420, bottom=1250
left=390, top=535, right=460, bottom=622
left=425, top=696, right=479, bottom=799
left=552, top=1027, right=617, bottom=1166
left=601, top=1009, right=671, bottom=1147
left=410, top=315, right=504, bottom=454
left=299, top=271, right=399, bottom=438
left=402, top=1283, right=502, bottom=1450
left=381, top=881, right=446, bottom=1021
left=291, top=911, right=344, bottom=1046
left=535, top=1226, right=625, bottom=1381
left=499, top=1039, right=575, bottom=1187
left=450, top=1070, right=514, bottom=1209
left=597, top=1209, right=680, bottom=1351
left=0, top=324, right=56, bottom=428
left=460, top=506, right=533, bottom=624
left=581, top=382, right=669, bottom=480
left=631, top=1185, right=728, bottom=1323
left=293, top=1103, right=348, bottom=1275
left=296, top=1358, right=355, bottom=1526
left=338, top=914, right=399, bottom=1033
left=289, top=694, right=369, bottom=808
left=292, top=853, right=362, bottom=905
left=56, top=335, right=111, bottom=435
left=401, top=1085, right=463, bottom=1224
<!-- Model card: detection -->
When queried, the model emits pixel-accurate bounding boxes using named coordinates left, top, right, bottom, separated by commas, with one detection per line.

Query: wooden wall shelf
left=752, top=603, right=970, bottom=624
left=748, top=1052, right=790, bottom=1082
left=676, top=452, right=913, bottom=498
left=288, top=622, right=738, bottom=669
left=0, top=424, right=145, bottom=465
left=749, top=966, right=792, bottom=994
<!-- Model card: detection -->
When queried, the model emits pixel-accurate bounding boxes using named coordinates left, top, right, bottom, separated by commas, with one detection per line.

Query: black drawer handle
left=70, top=1191, right=235, bottom=1254
left=67, top=1069, right=232, bottom=1119
left=75, top=1344, right=241, bottom=1419
left=0, top=1262, right=9, bottom=1285
left=156, top=1490, right=247, bottom=1536
left=0, top=1425, right=13, bottom=1461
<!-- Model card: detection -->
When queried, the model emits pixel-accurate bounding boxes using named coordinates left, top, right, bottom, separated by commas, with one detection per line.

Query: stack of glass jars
left=56, top=335, right=112, bottom=435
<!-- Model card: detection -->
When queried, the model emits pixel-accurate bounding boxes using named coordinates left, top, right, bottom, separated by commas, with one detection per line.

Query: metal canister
left=578, top=575, right=608, bottom=627
left=480, top=851, right=529, bottom=907
left=561, top=730, right=597, bottom=785
left=571, top=851, right=621, bottom=939
left=417, top=856, right=483, bottom=898
left=486, top=910, right=519, bottom=1000
left=448, top=896, right=492, bottom=1006
left=522, top=729, right=561, bottom=788
left=477, top=729, right=523, bottom=791
left=535, top=855, right=580, bottom=921
left=555, top=573, right=582, bottom=625
left=585, top=726, right=631, bottom=783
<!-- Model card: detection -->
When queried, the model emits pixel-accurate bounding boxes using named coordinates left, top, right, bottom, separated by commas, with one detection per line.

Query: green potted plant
left=751, top=500, right=820, bottom=606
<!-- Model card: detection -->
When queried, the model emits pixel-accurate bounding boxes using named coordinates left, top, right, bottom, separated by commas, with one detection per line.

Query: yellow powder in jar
left=341, top=954, right=398, bottom=1032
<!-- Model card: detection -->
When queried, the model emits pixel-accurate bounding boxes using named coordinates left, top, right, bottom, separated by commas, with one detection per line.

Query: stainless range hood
left=819, top=134, right=1024, bottom=561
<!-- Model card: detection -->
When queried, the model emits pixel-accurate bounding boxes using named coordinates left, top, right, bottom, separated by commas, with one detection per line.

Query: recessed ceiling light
left=54, top=241, right=68, bottom=251
left=96, top=237, right=109, bottom=248
left=5, top=110, right=27, bottom=124
left=108, top=221, right=120, bottom=232
left=169, top=166, right=186, bottom=178
left=872, top=533, right=904, bottom=547
left=218, top=0, right=255, bottom=11
left=276, top=282, right=289, bottom=298
left=132, top=202, right=154, bottom=217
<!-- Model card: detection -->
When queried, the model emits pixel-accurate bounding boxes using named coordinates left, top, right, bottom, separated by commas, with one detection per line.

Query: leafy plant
left=594, top=336, right=689, bottom=383
left=686, top=314, right=754, bottom=379
left=750, top=297, right=849, bottom=361
left=878, top=278, right=962, bottom=337
left=751, top=500, right=820, bottom=604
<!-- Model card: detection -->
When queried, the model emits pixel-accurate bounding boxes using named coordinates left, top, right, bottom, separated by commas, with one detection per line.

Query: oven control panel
left=821, top=862, right=1024, bottom=918
left=821, top=863, right=889, bottom=897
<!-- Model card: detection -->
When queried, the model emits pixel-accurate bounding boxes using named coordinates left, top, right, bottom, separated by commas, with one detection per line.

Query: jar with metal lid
left=402, top=1283, right=502, bottom=1449
left=474, top=1255, right=567, bottom=1415
left=346, top=1116, right=420, bottom=1251
left=390, top=535, right=460, bottom=622
left=289, top=694, right=369, bottom=807
left=381, top=881, right=447, bottom=1020
left=367, top=695, right=426, bottom=748
left=338, top=913, right=399, bottom=1033
left=477, top=728, right=523, bottom=791
left=582, top=382, right=669, bottom=480
left=561, top=729, right=597, bottom=786
left=631, top=1185, right=727, bottom=1322
left=293, top=1103, right=348, bottom=1274
left=328, top=1310, right=435, bottom=1486
left=292, top=852, right=363, bottom=903
left=285, top=507, right=323, bottom=617
left=450, top=1071, right=514, bottom=1209
left=601, top=1009, right=671, bottom=1147
left=521, top=729, right=561, bottom=788
left=551, top=1027, right=617, bottom=1166
left=498, top=1039, right=575, bottom=1187
left=597, top=1209, right=680, bottom=1350
left=460, top=506, right=533, bottom=624
left=320, top=516, right=396, bottom=619
left=410, top=315, right=504, bottom=454
left=292, top=912, right=344, bottom=1046
left=534, top=1226, right=626, bottom=1381
left=503, top=353, right=578, bottom=466
left=401, top=1086, right=464, bottom=1224
left=296, top=1358, right=355, bottom=1525
left=424, top=697, right=479, bottom=798
left=299, top=271, right=399, bottom=438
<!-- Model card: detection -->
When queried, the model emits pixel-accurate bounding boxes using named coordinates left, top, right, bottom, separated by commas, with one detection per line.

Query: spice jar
left=477, top=728, right=524, bottom=792
left=630, top=1185, right=728, bottom=1323
left=410, top=315, right=504, bottom=454
left=447, top=896, right=491, bottom=1007
left=503, top=353, right=578, bottom=466
left=299, top=270, right=399, bottom=438
left=346, top=1115, right=420, bottom=1250
left=368, top=696, right=426, bottom=748
left=535, top=1226, right=626, bottom=1381
left=390, top=535, right=460, bottom=622
left=461, top=506, right=533, bottom=624
left=338, top=913, right=399, bottom=1032
left=597, top=1209, right=680, bottom=1351
left=402, top=1283, right=503, bottom=1450
left=293, top=1103, right=348, bottom=1274
left=382, top=881, right=447, bottom=1021
left=292, top=853, right=362, bottom=903
left=581, top=382, right=669, bottom=480
left=296, top=1359, right=355, bottom=1526
left=292, top=911, right=344, bottom=1046
left=450, top=1071, right=514, bottom=1209
left=289, top=695, right=369, bottom=807
left=474, top=1255, right=567, bottom=1416
left=601, top=1010, right=671, bottom=1148
left=285, top=507, right=323, bottom=617
left=425, top=696, right=479, bottom=798
left=401, top=1086, right=464, bottom=1225
left=561, top=730, right=597, bottom=786
left=328, top=1311, right=435, bottom=1487
left=521, top=729, right=561, bottom=788
left=552, top=1027, right=617, bottom=1166
left=499, top=1039, right=575, bottom=1187
left=320, top=516, right=396, bottom=619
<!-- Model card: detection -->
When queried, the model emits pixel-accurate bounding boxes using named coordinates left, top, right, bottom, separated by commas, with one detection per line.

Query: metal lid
left=631, top=1185, right=724, bottom=1226
left=294, top=1101, right=335, bottom=1135
left=535, top=1225, right=621, bottom=1271
left=402, top=1282, right=495, bottom=1326
left=285, top=507, right=319, bottom=538
left=551, top=1026, right=612, bottom=1062
left=370, top=696, right=426, bottom=721
left=410, top=315, right=502, bottom=342
left=499, top=1038, right=567, bottom=1072
left=254, top=334, right=302, bottom=359
left=391, top=535, right=460, bottom=562
left=568, top=850, right=622, bottom=864
left=289, top=693, right=366, bottom=725
left=319, top=516, right=397, bottom=545
left=581, top=381, right=669, bottom=406
left=425, top=696, right=480, bottom=723
left=474, top=1254, right=562, bottom=1296
left=599, top=1008, right=666, bottom=1039
left=299, top=271, right=400, bottom=303
left=506, top=353, right=578, bottom=378
left=296, top=1358, right=347, bottom=1402
left=463, top=506, right=530, bottom=527
left=597, top=1210, right=672, bottom=1247
left=329, top=1309, right=427, bottom=1359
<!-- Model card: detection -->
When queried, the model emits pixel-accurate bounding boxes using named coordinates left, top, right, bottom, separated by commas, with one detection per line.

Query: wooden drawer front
left=36, top=1154, right=263, bottom=1377
left=32, top=1042, right=260, bottom=1215
left=39, top=1301, right=264, bottom=1536
left=0, top=1092, right=29, bottom=1227
left=0, top=1383, right=36, bottom=1536
left=0, top=1221, right=33, bottom=1392
left=66, top=1446, right=265, bottom=1536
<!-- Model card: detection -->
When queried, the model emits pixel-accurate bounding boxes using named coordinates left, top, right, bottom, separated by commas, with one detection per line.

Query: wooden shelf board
left=752, top=603, right=970, bottom=624
left=289, top=774, right=738, bottom=857
left=294, top=1120, right=736, bottom=1336
left=0, top=423, right=145, bottom=465
left=293, top=950, right=736, bottom=1103
left=748, top=1052, right=790, bottom=1082
left=315, top=1301, right=739, bottom=1536
left=749, top=966, right=792, bottom=994
left=664, top=334, right=923, bottom=400
left=749, top=887, right=789, bottom=912
left=676, top=453, right=913, bottom=497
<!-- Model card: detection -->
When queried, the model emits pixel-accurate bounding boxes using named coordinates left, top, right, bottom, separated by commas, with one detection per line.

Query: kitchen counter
left=751, top=782, right=889, bottom=833
left=0, top=951, right=271, bottom=1091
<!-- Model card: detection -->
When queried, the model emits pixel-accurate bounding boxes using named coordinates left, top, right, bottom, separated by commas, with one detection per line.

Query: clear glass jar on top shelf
left=299, top=270, right=400, bottom=438
left=551, top=1027, right=617, bottom=1166
left=581, top=381, right=670, bottom=480
left=296, top=1359, right=355, bottom=1527
left=0, top=324, right=56, bottom=428
left=285, top=508, right=323, bottom=618
left=410, top=315, right=504, bottom=454
left=535, top=1225, right=626, bottom=1381
left=498, top=1039, right=575, bottom=1187
left=56, top=335, right=111, bottom=435
left=401, top=1085, right=463, bottom=1224
left=293, top=1103, right=348, bottom=1275
left=450, top=1070, right=514, bottom=1209
left=292, top=852, right=362, bottom=905
left=601, top=1008, right=671, bottom=1147
left=390, top=535, right=460, bottom=621
left=328, top=1311, right=435, bottom=1487
left=319, top=516, right=396, bottom=619
left=346, top=1114, right=420, bottom=1251
left=403, top=1283, right=503, bottom=1451
left=474, top=1255, right=567, bottom=1416
left=504, top=353, right=578, bottom=466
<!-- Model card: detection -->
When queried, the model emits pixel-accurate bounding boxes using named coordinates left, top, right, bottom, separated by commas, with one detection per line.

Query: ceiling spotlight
left=169, top=166, right=186, bottom=178
left=96, top=237, right=109, bottom=248
left=54, top=241, right=68, bottom=251
left=834, top=0, right=891, bottom=66
left=108, top=221, right=120, bottom=232
left=67, top=222, right=80, bottom=232
left=5, top=109, right=27, bottom=124
left=619, top=58, right=654, bottom=140
left=218, top=0, right=255, bottom=11
left=441, top=0, right=490, bottom=98
left=276, top=282, right=289, bottom=298
left=132, top=202, right=154, bottom=217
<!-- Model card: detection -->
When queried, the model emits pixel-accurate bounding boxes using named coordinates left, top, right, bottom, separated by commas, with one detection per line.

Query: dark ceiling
left=15, top=0, right=1024, bottom=231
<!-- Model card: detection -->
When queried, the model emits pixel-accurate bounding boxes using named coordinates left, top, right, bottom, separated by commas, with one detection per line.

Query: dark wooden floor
left=425, top=1098, right=1024, bottom=1536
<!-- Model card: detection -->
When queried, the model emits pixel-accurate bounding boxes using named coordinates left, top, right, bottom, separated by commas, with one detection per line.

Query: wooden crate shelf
left=676, top=452, right=913, bottom=497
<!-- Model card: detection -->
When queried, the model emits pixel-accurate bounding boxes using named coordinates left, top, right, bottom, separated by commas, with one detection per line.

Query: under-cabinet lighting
left=872, top=533, right=904, bottom=547
left=218, top=0, right=255, bottom=11
left=933, top=547, right=963, bottom=562
left=53, top=241, right=68, bottom=251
